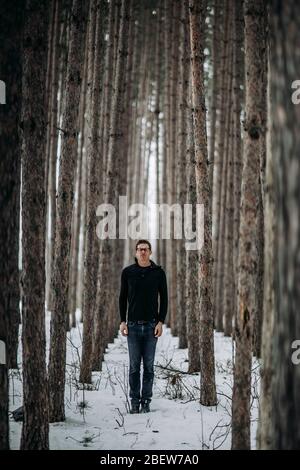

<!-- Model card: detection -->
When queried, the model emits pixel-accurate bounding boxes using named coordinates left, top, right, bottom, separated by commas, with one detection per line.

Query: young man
left=119, top=240, right=168, bottom=414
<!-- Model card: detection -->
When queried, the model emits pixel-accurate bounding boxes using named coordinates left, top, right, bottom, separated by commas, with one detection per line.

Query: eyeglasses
left=136, top=248, right=150, bottom=252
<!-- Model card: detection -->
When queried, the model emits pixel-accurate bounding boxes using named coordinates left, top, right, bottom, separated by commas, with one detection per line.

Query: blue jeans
left=127, top=319, right=158, bottom=405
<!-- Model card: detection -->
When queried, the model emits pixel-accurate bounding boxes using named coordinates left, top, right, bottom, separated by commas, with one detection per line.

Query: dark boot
left=130, top=402, right=140, bottom=414
left=140, top=400, right=150, bottom=413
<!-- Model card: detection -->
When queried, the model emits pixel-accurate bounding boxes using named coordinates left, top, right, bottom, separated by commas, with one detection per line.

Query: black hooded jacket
left=119, top=259, right=168, bottom=324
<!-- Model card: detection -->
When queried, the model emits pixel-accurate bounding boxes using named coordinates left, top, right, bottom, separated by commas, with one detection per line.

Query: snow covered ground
left=9, top=312, right=260, bottom=450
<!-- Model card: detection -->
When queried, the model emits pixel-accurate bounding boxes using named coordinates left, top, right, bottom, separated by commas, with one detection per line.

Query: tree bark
left=46, top=0, right=62, bottom=312
left=48, top=0, right=88, bottom=422
left=257, top=52, right=274, bottom=450
left=269, top=0, right=300, bottom=450
left=0, top=1, right=23, bottom=379
left=186, top=70, right=200, bottom=374
left=169, top=0, right=180, bottom=342
left=92, top=0, right=131, bottom=370
left=176, top=0, right=189, bottom=350
left=209, top=0, right=221, bottom=206
left=20, top=0, right=50, bottom=450
left=212, top=0, right=229, bottom=332
left=68, top=20, right=89, bottom=328
left=189, top=0, right=217, bottom=406
left=232, top=0, right=267, bottom=449
left=253, top=4, right=268, bottom=359
left=154, top=5, right=162, bottom=263
left=80, top=0, right=106, bottom=383
left=232, top=0, right=244, bottom=333
left=222, top=7, right=235, bottom=337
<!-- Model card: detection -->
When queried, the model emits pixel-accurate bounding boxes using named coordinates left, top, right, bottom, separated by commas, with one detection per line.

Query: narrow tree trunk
left=154, top=5, right=162, bottom=263
left=68, top=146, right=83, bottom=328
left=44, top=0, right=56, bottom=199
left=77, top=135, right=88, bottom=320
left=162, top=1, right=170, bottom=321
left=48, top=0, right=88, bottom=422
left=126, top=0, right=140, bottom=213
left=257, top=53, right=273, bottom=449
left=105, top=0, right=132, bottom=346
left=231, top=0, right=267, bottom=449
left=169, top=0, right=180, bottom=341
left=213, top=0, right=229, bottom=331
left=80, top=0, right=106, bottom=383
left=253, top=6, right=268, bottom=359
left=186, top=71, right=200, bottom=373
left=102, top=0, right=117, bottom=185
left=163, top=0, right=173, bottom=330
left=107, top=0, right=132, bottom=341
left=189, top=0, right=217, bottom=406
left=232, top=0, right=244, bottom=332
left=103, top=0, right=121, bottom=193
left=223, top=13, right=235, bottom=337
left=92, top=0, right=131, bottom=371
left=46, top=0, right=62, bottom=312
left=176, top=0, right=189, bottom=349
left=209, top=0, right=221, bottom=205
left=216, top=4, right=234, bottom=336
left=20, top=0, right=50, bottom=450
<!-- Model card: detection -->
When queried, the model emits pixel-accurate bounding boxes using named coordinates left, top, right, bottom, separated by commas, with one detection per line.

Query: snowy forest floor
left=9, top=312, right=260, bottom=450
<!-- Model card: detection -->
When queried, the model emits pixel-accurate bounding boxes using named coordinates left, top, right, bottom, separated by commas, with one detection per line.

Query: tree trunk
left=257, top=52, right=274, bottom=450
left=48, top=0, right=88, bottom=422
left=80, top=0, right=106, bottom=383
left=163, top=1, right=170, bottom=325
left=154, top=5, right=162, bottom=263
left=162, top=0, right=173, bottom=330
left=189, top=0, right=217, bottom=406
left=222, top=7, right=235, bottom=337
left=77, top=129, right=89, bottom=320
left=209, top=0, right=221, bottom=206
left=269, top=0, right=300, bottom=450
left=0, top=2, right=23, bottom=378
left=20, top=0, right=50, bottom=450
left=231, top=0, right=267, bottom=449
left=212, top=0, right=229, bottom=332
left=68, top=17, right=90, bottom=328
left=169, top=0, right=180, bottom=342
left=232, top=0, right=244, bottom=333
left=176, top=0, right=189, bottom=350
left=253, top=5, right=268, bottom=359
left=46, top=0, right=62, bottom=312
left=92, top=0, right=131, bottom=370
left=102, top=0, right=117, bottom=184
left=186, top=71, right=200, bottom=374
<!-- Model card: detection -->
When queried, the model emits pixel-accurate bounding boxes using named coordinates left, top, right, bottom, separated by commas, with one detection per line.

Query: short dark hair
left=135, top=239, right=152, bottom=251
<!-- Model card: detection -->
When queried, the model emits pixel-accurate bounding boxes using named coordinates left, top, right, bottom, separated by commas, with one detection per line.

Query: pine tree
left=232, top=0, right=267, bottom=449
left=269, top=0, right=300, bottom=450
left=189, top=0, right=217, bottom=406
left=48, top=0, right=88, bottom=422
left=80, top=0, right=106, bottom=383
left=92, top=0, right=131, bottom=370
left=20, top=0, right=50, bottom=450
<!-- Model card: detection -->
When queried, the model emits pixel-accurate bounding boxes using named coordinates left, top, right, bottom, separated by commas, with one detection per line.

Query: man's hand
left=154, top=321, right=163, bottom=338
left=120, top=321, right=128, bottom=336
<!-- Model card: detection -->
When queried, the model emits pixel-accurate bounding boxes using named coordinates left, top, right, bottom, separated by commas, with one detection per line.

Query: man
left=119, top=239, right=168, bottom=414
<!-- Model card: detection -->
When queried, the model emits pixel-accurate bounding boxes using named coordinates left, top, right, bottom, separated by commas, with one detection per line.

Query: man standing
left=119, top=240, right=168, bottom=414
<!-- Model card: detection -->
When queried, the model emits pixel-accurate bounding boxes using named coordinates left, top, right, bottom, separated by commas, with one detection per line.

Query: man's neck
left=137, top=260, right=151, bottom=267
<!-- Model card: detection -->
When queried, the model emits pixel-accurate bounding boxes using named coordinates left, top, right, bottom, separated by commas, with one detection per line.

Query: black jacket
left=119, top=259, right=168, bottom=323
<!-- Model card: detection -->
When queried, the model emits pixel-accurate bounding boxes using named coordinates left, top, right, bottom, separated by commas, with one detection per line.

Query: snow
left=9, top=311, right=260, bottom=450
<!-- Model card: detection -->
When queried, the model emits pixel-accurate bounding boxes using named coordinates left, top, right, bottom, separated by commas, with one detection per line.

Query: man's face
left=136, top=243, right=151, bottom=263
